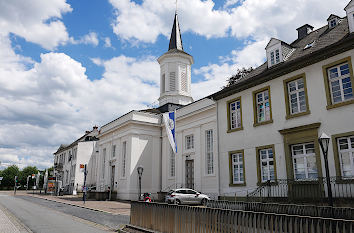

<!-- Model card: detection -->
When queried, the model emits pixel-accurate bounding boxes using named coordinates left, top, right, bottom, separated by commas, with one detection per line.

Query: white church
left=56, top=0, right=354, bottom=202
left=85, top=13, right=219, bottom=200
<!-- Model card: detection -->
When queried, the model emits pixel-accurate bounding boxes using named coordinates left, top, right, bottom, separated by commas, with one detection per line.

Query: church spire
left=168, top=13, right=183, bottom=51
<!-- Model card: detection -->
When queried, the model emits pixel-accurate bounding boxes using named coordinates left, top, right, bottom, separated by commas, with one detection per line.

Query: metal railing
left=130, top=202, right=354, bottom=233
left=246, top=177, right=354, bottom=204
left=206, top=200, right=354, bottom=220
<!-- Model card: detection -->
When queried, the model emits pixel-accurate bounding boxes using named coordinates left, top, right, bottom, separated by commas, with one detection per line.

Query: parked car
left=165, top=188, right=210, bottom=205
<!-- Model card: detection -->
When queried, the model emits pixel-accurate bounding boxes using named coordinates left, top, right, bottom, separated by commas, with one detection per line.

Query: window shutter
left=170, top=72, right=176, bottom=91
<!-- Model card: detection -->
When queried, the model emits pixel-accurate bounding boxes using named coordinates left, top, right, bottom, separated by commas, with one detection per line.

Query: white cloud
left=71, top=32, right=100, bottom=46
left=0, top=35, right=160, bottom=169
left=104, top=37, right=113, bottom=48
left=0, top=0, right=72, bottom=50
left=109, top=0, right=347, bottom=43
left=192, top=38, right=268, bottom=100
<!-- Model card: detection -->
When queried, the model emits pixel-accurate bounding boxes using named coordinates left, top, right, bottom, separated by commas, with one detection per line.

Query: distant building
left=53, top=127, right=98, bottom=194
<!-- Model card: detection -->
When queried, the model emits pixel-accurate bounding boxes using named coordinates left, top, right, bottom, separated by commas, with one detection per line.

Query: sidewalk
left=27, top=193, right=131, bottom=216
left=0, top=202, right=30, bottom=233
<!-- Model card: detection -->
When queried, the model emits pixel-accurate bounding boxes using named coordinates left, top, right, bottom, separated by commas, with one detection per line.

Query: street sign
left=80, top=164, right=84, bottom=169
left=32, top=174, right=35, bottom=179
left=0, top=177, right=3, bottom=181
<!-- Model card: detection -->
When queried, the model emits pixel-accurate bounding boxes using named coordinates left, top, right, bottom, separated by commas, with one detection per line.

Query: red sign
left=80, top=164, right=84, bottom=169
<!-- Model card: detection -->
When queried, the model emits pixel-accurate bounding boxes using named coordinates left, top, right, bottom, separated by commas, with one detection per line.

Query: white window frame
left=256, top=90, right=271, bottom=123
left=122, top=142, right=127, bottom=178
left=259, top=148, right=275, bottom=182
left=270, top=49, right=280, bottom=65
left=185, top=135, right=194, bottom=150
left=337, top=136, right=354, bottom=178
left=231, top=152, right=244, bottom=184
left=327, top=62, right=353, bottom=104
left=229, top=100, right=241, bottom=129
left=291, top=142, right=318, bottom=180
left=169, top=148, right=175, bottom=178
left=287, top=78, right=307, bottom=115
left=206, top=129, right=214, bottom=175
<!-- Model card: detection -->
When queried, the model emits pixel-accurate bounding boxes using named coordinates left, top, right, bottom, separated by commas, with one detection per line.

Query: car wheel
left=175, top=199, right=181, bottom=205
left=201, top=198, right=207, bottom=206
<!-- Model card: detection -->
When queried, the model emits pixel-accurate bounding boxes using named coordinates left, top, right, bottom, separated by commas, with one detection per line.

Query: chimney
left=296, top=24, right=314, bottom=39
left=93, top=125, right=98, bottom=131
left=85, top=130, right=90, bottom=134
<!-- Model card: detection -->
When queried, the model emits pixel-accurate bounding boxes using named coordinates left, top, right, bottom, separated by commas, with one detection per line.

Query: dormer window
left=330, top=19, right=337, bottom=28
left=270, top=49, right=280, bottom=65
left=327, top=14, right=341, bottom=29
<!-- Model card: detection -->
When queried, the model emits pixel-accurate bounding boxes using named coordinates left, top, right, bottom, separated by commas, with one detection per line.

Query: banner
left=163, top=111, right=177, bottom=153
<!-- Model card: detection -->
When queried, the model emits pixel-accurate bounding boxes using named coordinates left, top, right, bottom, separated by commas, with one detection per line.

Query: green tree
left=0, top=165, right=20, bottom=189
left=19, top=166, right=38, bottom=188
left=224, top=67, right=254, bottom=88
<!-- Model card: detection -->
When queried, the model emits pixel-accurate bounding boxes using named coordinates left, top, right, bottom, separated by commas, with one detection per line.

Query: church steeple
left=157, top=12, right=194, bottom=107
left=168, top=13, right=183, bottom=51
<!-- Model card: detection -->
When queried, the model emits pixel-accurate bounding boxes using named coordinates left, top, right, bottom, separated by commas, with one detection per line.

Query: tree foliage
left=0, top=165, right=20, bottom=188
left=19, top=166, right=38, bottom=187
left=224, top=67, right=254, bottom=88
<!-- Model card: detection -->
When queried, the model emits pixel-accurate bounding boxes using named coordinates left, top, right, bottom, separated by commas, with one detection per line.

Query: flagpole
left=174, top=109, right=177, bottom=188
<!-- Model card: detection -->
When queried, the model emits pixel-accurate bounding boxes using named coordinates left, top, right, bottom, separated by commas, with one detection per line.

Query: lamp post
left=137, top=165, right=144, bottom=201
left=318, top=132, right=333, bottom=206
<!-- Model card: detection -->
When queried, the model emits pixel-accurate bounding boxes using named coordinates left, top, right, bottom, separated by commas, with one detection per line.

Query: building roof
left=211, top=17, right=354, bottom=100
left=168, top=13, right=183, bottom=51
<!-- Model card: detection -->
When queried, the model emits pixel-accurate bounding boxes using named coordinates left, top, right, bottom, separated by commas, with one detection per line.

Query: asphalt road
left=0, top=193, right=129, bottom=232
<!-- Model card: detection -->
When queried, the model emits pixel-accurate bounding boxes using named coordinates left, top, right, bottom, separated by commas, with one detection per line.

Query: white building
left=86, top=13, right=219, bottom=200
left=54, top=127, right=98, bottom=194
left=211, top=2, right=354, bottom=199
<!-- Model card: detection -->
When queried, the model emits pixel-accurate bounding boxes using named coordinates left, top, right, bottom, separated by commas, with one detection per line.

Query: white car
left=165, top=188, right=210, bottom=205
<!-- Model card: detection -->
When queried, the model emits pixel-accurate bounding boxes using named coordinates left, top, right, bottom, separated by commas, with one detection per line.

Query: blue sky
left=0, top=0, right=349, bottom=169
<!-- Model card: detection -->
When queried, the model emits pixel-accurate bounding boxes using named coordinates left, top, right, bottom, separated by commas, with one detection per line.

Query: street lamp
left=318, top=132, right=333, bottom=206
left=137, top=165, right=144, bottom=201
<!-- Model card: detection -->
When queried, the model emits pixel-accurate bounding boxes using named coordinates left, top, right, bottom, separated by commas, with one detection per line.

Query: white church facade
left=56, top=1, right=354, bottom=201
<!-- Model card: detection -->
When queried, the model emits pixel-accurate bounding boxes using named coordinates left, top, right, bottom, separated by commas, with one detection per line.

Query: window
left=169, top=72, right=176, bottom=91
left=206, top=130, right=213, bottom=175
left=291, top=143, right=318, bottom=180
left=323, top=57, right=354, bottom=109
left=330, top=19, right=337, bottom=28
left=337, top=136, right=354, bottom=178
left=122, top=142, right=127, bottom=178
left=102, top=148, right=106, bottom=179
left=228, top=98, right=242, bottom=131
left=270, top=49, right=280, bottom=65
left=256, top=146, right=276, bottom=183
left=161, top=74, right=165, bottom=93
left=328, top=63, right=353, bottom=104
left=253, top=86, right=272, bottom=126
left=169, top=148, right=175, bottom=177
left=185, top=135, right=194, bottom=150
left=229, top=150, right=245, bottom=185
left=180, top=66, right=187, bottom=92
left=283, top=74, right=310, bottom=119
left=112, top=145, right=116, bottom=158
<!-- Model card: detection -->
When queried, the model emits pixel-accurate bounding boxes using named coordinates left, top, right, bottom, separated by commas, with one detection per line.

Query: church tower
left=158, top=13, right=194, bottom=106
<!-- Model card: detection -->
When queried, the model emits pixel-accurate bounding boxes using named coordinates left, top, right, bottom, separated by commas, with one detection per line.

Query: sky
left=0, top=0, right=350, bottom=170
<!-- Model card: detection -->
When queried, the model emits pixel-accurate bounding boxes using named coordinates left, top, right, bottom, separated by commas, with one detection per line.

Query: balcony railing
left=246, top=177, right=354, bottom=204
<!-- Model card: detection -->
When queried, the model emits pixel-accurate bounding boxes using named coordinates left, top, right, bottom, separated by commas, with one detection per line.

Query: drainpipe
left=215, top=99, right=222, bottom=199
left=159, top=114, right=163, bottom=193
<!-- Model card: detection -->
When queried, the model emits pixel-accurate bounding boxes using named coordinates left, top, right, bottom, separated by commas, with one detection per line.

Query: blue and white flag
left=163, top=111, right=177, bottom=154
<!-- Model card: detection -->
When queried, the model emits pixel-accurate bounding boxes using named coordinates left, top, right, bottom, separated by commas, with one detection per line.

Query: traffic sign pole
left=83, top=164, right=87, bottom=204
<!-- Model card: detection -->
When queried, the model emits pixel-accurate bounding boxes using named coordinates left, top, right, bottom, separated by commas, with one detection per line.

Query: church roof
left=168, top=13, right=183, bottom=51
